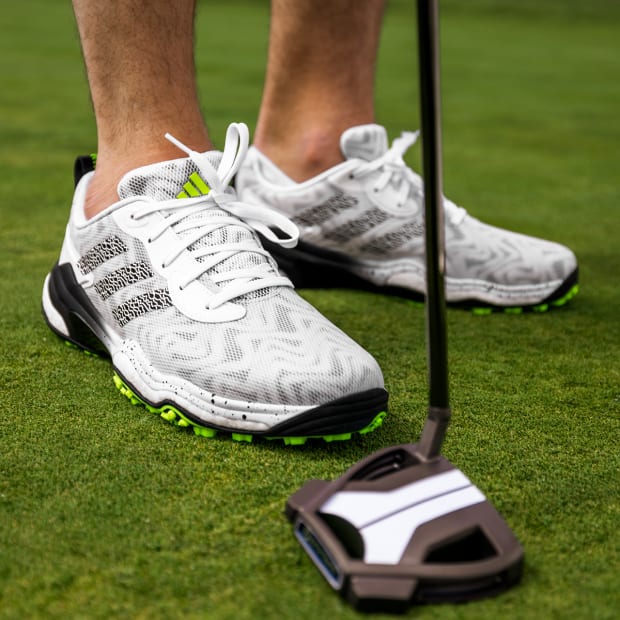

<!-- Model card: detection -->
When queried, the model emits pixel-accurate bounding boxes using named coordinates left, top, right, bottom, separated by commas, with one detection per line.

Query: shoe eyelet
left=349, top=173, right=355, bottom=180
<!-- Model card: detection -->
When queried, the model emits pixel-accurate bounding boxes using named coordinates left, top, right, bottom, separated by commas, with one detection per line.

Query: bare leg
left=254, top=0, right=386, bottom=182
left=72, top=0, right=212, bottom=218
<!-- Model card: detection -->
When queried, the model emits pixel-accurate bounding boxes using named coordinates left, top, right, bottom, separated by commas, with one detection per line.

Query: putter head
left=286, top=443, right=523, bottom=613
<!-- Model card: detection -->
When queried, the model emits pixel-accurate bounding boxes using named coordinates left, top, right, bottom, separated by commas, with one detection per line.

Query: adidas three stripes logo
left=77, top=235, right=171, bottom=328
left=176, top=172, right=210, bottom=199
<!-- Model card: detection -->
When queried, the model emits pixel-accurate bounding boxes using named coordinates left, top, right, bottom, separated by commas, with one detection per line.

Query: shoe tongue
left=116, top=152, right=276, bottom=301
left=340, top=124, right=388, bottom=161
left=117, top=152, right=222, bottom=201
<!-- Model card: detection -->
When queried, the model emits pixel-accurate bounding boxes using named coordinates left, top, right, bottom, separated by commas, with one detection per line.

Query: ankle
left=82, top=168, right=122, bottom=219
left=82, top=153, right=146, bottom=219
left=255, top=126, right=345, bottom=182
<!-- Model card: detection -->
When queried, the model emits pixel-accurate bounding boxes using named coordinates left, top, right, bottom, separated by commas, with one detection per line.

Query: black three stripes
left=78, top=235, right=172, bottom=326
left=112, top=289, right=172, bottom=327
left=292, top=190, right=358, bottom=227
left=324, top=207, right=388, bottom=243
left=292, top=192, right=423, bottom=253
left=77, top=236, right=128, bottom=274
left=361, top=220, right=424, bottom=254
left=94, top=262, right=154, bottom=299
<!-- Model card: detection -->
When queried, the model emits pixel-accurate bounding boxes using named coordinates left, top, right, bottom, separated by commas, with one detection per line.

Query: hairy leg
left=254, top=0, right=386, bottom=182
left=72, top=0, right=212, bottom=218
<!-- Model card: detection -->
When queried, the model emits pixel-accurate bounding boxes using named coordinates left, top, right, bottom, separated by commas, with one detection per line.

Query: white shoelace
left=130, top=123, right=299, bottom=309
left=353, top=130, right=467, bottom=226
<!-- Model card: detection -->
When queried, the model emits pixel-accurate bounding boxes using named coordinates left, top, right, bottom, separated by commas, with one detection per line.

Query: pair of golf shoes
left=42, top=122, right=578, bottom=444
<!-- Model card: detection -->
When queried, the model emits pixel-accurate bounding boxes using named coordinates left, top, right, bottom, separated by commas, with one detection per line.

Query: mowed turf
left=1, top=1, right=618, bottom=618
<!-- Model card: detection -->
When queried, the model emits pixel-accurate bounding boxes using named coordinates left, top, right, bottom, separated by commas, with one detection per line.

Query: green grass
left=1, top=0, right=619, bottom=618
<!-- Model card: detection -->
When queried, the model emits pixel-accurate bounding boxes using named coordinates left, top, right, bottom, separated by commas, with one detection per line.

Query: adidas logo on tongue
left=117, top=153, right=222, bottom=202
left=176, top=172, right=211, bottom=199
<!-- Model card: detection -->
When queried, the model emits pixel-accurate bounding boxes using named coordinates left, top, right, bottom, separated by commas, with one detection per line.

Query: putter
left=285, top=0, right=524, bottom=612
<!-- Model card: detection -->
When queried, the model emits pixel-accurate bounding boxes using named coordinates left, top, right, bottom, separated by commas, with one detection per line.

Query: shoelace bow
left=353, top=130, right=467, bottom=225
left=130, top=123, right=298, bottom=309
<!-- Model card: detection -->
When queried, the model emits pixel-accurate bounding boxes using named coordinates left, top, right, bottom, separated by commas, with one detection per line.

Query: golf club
left=285, top=0, right=524, bottom=612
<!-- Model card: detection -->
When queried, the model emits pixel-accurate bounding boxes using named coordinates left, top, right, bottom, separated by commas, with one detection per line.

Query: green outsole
left=112, top=373, right=386, bottom=445
left=470, top=283, right=579, bottom=316
left=406, top=283, right=579, bottom=315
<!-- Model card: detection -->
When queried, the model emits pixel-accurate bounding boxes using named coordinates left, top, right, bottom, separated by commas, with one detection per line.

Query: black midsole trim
left=116, top=368, right=388, bottom=437
left=541, top=267, right=579, bottom=304
left=268, top=387, right=388, bottom=436
left=261, top=236, right=579, bottom=308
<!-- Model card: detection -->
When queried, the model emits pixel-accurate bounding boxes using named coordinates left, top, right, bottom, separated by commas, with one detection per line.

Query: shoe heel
left=42, top=262, right=109, bottom=357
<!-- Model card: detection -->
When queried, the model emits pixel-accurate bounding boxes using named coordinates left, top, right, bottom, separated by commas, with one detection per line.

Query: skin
left=72, top=0, right=385, bottom=218
left=72, top=0, right=212, bottom=218
left=254, top=0, right=386, bottom=181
